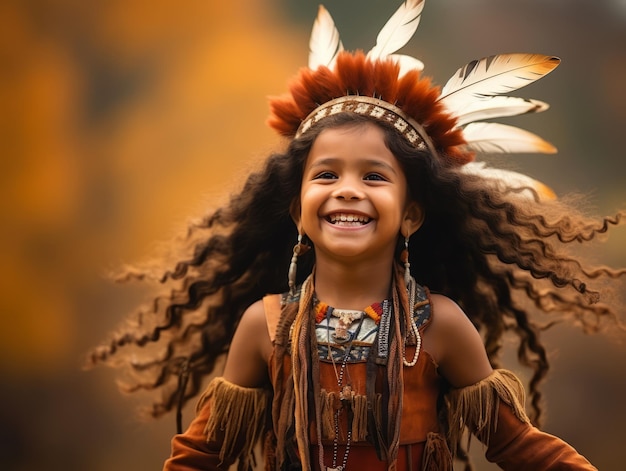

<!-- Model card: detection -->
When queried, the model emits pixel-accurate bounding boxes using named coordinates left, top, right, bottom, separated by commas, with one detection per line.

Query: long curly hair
left=87, top=112, right=625, bottom=427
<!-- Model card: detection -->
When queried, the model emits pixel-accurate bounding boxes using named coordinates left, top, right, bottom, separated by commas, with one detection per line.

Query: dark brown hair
left=88, top=112, right=625, bottom=426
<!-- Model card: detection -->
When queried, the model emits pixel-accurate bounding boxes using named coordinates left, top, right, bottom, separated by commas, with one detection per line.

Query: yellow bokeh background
left=1, top=1, right=625, bottom=469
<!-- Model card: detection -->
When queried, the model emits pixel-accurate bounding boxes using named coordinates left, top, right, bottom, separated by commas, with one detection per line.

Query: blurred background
left=1, top=0, right=625, bottom=469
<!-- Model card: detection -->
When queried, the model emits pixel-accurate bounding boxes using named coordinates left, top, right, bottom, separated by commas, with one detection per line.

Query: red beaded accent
left=315, top=301, right=329, bottom=323
left=364, top=303, right=382, bottom=324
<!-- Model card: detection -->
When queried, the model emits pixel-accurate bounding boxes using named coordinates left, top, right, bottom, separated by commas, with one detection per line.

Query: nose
left=331, top=177, right=365, bottom=200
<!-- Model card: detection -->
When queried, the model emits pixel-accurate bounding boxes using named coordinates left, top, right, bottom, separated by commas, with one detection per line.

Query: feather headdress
left=268, top=0, right=560, bottom=196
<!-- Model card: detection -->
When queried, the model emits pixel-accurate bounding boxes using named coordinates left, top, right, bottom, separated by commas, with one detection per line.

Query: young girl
left=89, top=1, right=624, bottom=469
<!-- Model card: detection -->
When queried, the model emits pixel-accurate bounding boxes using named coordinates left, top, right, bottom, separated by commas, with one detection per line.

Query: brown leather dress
left=264, top=291, right=452, bottom=471
left=164, top=290, right=597, bottom=471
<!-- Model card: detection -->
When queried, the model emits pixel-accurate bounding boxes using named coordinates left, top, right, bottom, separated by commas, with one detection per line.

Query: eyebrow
left=308, top=157, right=399, bottom=176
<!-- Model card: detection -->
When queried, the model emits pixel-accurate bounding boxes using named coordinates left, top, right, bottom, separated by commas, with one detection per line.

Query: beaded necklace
left=402, top=279, right=422, bottom=367
left=303, top=276, right=427, bottom=471
left=316, top=300, right=379, bottom=471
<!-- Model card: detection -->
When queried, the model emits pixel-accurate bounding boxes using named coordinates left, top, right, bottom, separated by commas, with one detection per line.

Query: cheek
left=380, top=191, right=406, bottom=213
left=300, top=183, right=324, bottom=206
left=382, top=194, right=410, bottom=229
left=298, top=189, right=321, bottom=225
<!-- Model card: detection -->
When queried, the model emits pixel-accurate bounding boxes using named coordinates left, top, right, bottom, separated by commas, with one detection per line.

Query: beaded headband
left=295, top=95, right=437, bottom=154
left=268, top=0, right=560, bottom=195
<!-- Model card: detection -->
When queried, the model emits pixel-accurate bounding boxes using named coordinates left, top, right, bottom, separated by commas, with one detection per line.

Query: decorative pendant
left=333, top=308, right=362, bottom=325
left=332, top=328, right=352, bottom=343
left=339, top=384, right=353, bottom=402
left=332, top=308, right=362, bottom=343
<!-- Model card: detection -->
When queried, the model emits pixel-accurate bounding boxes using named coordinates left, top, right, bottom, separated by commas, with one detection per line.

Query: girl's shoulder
left=222, top=299, right=273, bottom=386
left=427, top=293, right=493, bottom=387
left=240, top=298, right=269, bottom=329
left=426, top=293, right=473, bottom=350
left=428, top=293, right=464, bottom=323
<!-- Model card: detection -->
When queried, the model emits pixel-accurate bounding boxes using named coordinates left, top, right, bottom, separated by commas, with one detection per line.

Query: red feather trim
left=267, top=51, right=473, bottom=166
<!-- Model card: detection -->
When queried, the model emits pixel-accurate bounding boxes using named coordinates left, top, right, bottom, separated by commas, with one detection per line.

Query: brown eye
left=364, top=173, right=387, bottom=182
left=314, top=172, right=337, bottom=180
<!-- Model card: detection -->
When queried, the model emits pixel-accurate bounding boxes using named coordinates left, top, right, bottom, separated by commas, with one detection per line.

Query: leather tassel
left=351, top=394, right=370, bottom=442
left=318, top=390, right=371, bottom=442
left=291, top=276, right=316, bottom=470
left=421, top=432, right=454, bottom=471
left=319, top=389, right=338, bottom=439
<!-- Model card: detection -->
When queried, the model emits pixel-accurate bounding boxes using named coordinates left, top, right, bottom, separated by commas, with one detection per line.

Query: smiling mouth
left=327, top=213, right=372, bottom=226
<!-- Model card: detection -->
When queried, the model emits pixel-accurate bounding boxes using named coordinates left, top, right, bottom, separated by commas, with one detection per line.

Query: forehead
left=306, top=122, right=400, bottom=168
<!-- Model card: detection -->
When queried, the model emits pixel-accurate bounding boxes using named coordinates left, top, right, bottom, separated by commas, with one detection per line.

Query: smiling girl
left=89, top=1, right=624, bottom=470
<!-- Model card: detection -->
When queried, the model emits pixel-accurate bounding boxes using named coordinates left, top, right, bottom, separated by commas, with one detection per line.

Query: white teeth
left=328, top=213, right=371, bottom=225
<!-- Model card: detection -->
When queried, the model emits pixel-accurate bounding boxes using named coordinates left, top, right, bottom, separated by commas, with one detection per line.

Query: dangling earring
left=401, top=235, right=411, bottom=287
left=288, top=233, right=310, bottom=296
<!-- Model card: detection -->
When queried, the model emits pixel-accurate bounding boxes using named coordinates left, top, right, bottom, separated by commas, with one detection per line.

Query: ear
left=289, top=198, right=302, bottom=229
left=402, top=201, right=424, bottom=238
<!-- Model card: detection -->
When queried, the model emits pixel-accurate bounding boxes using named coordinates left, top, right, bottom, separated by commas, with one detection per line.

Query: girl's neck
left=312, top=258, right=394, bottom=310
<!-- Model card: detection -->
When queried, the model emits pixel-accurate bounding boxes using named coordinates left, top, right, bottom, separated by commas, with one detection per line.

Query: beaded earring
left=401, top=235, right=411, bottom=287
left=288, top=233, right=310, bottom=296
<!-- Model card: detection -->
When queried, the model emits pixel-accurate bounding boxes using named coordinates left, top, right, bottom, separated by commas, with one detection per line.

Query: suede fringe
left=422, top=432, right=454, bottom=471
left=290, top=276, right=317, bottom=471
left=445, top=369, right=530, bottom=453
left=319, top=389, right=378, bottom=442
left=200, top=377, right=269, bottom=470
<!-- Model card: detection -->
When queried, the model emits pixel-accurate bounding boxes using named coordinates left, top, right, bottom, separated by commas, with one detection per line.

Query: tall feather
left=367, top=0, right=425, bottom=60
left=309, top=5, right=344, bottom=70
left=389, top=53, right=424, bottom=75
left=462, top=162, right=556, bottom=200
left=453, top=96, right=549, bottom=127
left=462, top=122, right=557, bottom=154
left=439, top=54, right=560, bottom=113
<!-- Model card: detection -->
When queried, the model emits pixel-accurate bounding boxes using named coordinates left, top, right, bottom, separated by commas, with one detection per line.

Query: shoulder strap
left=263, top=294, right=283, bottom=344
left=414, top=283, right=433, bottom=332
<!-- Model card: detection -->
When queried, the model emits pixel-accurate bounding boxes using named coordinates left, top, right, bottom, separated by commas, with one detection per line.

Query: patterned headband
left=295, top=95, right=436, bottom=152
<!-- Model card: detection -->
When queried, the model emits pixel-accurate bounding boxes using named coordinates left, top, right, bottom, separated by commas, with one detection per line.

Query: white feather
left=462, top=122, right=557, bottom=154
left=451, top=96, right=549, bottom=127
left=389, top=54, right=425, bottom=75
left=439, top=54, right=560, bottom=113
left=309, top=5, right=344, bottom=70
left=367, top=0, right=425, bottom=60
left=462, top=162, right=556, bottom=200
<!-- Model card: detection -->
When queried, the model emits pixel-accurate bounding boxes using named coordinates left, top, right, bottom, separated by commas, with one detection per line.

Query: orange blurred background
left=1, top=1, right=625, bottom=469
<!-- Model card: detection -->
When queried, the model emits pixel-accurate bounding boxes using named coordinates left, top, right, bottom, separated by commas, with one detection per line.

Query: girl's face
left=295, top=122, right=422, bottom=267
